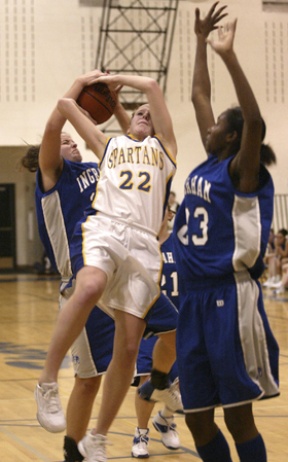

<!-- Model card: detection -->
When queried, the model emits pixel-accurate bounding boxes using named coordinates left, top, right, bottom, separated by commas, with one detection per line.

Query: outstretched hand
left=77, top=69, right=108, bottom=88
left=207, top=19, right=237, bottom=56
left=194, top=1, right=228, bottom=39
left=95, top=74, right=121, bottom=92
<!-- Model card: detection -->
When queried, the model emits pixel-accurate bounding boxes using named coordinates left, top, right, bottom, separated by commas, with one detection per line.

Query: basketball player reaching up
left=34, top=71, right=178, bottom=462
left=24, top=141, right=180, bottom=462
left=25, top=71, right=180, bottom=462
left=22, top=69, right=120, bottom=462
left=173, top=3, right=279, bottom=462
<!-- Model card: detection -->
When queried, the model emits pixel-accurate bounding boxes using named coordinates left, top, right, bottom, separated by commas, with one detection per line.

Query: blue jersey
left=35, top=159, right=99, bottom=281
left=173, top=155, right=274, bottom=284
left=35, top=159, right=116, bottom=379
left=160, top=233, right=179, bottom=310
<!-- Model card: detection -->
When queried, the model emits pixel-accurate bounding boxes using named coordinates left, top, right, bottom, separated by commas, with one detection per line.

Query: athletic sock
left=196, top=430, right=232, bottom=462
left=235, top=434, right=267, bottom=462
left=63, top=435, right=84, bottom=462
left=160, top=406, right=174, bottom=419
left=150, top=369, right=170, bottom=390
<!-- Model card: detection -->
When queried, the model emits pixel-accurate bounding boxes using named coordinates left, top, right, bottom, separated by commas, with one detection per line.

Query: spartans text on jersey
left=108, top=146, right=165, bottom=170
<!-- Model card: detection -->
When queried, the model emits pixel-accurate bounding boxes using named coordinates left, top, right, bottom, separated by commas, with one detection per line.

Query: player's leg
left=138, top=294, right=182, bottom=412
left=229, top=278, right=278, bottom=461
left=63, top=375, right=102, bottom=462
left=78, top=311, right=146, bottom=460
left=151, top=354, right=180, bottom=452
left=63, top=306, right=115, bottom=461
left=186, top=409, right=232, bottom=462
left=132, top=335, right=180, bottom=458
left=132, top=336, right=155, bottom=458
left=38, top=266, right=107, bottom=384
left=95, top=310, right=146, bottom=433
left=152, top=331, right=176, bottom=372
left=77, top=226, right=162, bottom=460
left=224, top=404, right=267, bottom=462
left=35, top=266, right=107, bottom=433
left=176, top=287, right=233, bottom=462
left=139, top=331, right=182, bottom=412
left=222, top=278, right=279, bottom=462
left=132, top=375, right=155, bottom=458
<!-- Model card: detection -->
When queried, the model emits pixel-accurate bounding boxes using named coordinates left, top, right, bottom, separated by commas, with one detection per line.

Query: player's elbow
left=191, top=91, right=207, bottom=108
left=146, top=78, right=160, bottom=96
left=57, top=98, right=74, bottom=117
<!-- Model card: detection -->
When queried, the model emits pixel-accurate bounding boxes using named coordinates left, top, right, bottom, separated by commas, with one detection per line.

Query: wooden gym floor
left=0, top=273, right=287, bottom=461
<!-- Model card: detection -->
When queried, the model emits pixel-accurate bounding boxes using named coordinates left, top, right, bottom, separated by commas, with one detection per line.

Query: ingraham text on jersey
left=76, top=167, right=99, bottom=192
left=162, top=251, right=175, bottom=264
left=184, top=175, right=211, bottom=203
left=107, top=146, right=165, bottom=170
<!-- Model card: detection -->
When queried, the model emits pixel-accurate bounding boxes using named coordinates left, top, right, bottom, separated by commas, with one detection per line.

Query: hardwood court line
left=0, top=426, right=52, bottom=462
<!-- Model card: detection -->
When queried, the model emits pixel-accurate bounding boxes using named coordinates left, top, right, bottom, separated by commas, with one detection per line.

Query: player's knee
left=116, top=339, right=139, bottom=367
left=158, top=331, right=176, bottom=352
left=126, top=342, right=139, bottom=362
left=185, top=412, right=217, bottom=444
left=76, top=267, right=107, bottom=302
left=76, top=277, right=106, bottom=305
left=185, top=413, right=200, bottom=436
left=224, top=406, right=256, bottom=440
left=76, top=376, right=102, bottom=397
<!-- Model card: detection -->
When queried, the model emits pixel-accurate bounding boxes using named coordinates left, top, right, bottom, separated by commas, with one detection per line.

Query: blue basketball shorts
left=176, top=273, right=279, bottom=412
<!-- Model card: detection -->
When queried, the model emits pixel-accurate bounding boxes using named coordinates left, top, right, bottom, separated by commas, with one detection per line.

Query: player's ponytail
left=260, top=143, right=277, bottom=166
left=21, top=145, right=40, bottom=172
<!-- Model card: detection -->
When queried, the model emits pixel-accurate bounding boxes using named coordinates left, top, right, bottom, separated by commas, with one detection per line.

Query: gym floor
left=0, top=274, right=287, bottom=461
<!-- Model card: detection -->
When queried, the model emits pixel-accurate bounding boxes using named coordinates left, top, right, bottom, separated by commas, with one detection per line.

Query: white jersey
left=92, top=134, right=176, bottom=234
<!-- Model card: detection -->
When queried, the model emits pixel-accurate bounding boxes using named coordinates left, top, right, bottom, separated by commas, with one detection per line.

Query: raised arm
left=95, top=74, right=177, bottom=159
left=192, top=2, right=227, bottom=148
left=57, top=95, right=109, bottom=161
left=113, top=88, right=131, bottom=134
left=39, top=69, right=106, bottom=189
left=209, top=20, right=263, bottom=192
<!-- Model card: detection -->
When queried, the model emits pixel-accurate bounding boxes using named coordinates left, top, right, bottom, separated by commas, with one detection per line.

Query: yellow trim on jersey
left=153, top=134, right=177, bottom=167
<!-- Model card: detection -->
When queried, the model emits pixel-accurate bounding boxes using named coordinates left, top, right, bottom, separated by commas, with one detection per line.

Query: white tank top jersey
left=92, top=134, right=177, bottom=235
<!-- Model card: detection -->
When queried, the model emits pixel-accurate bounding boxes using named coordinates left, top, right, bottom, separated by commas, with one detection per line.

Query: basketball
left=77, top=82, right=117, bottom=124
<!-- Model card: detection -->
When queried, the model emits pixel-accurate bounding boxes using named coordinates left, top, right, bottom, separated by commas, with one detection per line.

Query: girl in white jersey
left=35, top=72, right=177, bottom=462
